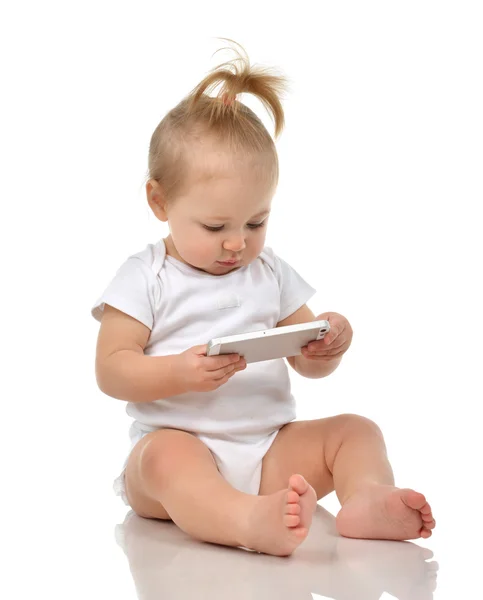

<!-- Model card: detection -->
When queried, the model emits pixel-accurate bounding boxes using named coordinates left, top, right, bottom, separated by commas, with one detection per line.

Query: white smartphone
left=206, top=320, right=330, bottom=364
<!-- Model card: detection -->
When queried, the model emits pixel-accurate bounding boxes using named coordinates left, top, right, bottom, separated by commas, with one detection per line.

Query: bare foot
left=241, top=474, right=317, bottom=556
left=335, top=484, right=436, bottom=541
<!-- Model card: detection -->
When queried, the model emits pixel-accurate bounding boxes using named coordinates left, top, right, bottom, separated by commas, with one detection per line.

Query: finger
left=307, top=339, right=344, bottom=351
left=318, top=343, right=346, bottom=355
left=303, top=344, right=345, bottom=358
left=210, top=363, right=236, bottom=379
left=324, top=331, right=339, bottom=345
left=307, top=339, right=346, bottom=354
left=193, top=344, right=209, bottom=355
left=210, top=359, right=246, bottom=380
left=212, top=366, right=240, bottom=383
left=324, top=323, right=344, bottom=345
left=306, top=349, right=345, bottom=359
left=212, top=369, right=234, bottom=382
left=303, top=351, right=345, bottom=362
left=204, top=353, right=240, bottom=371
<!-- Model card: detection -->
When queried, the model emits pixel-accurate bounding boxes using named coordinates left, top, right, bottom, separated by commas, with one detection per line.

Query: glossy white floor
left=8, top=433, right=480, bottom=600
left=113, top=504, right=438, bottom=600
left=5, top=369, right=480, bottom=600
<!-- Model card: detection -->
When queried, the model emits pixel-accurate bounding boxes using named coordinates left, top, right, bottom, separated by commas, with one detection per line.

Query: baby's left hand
left=301, top=312, right=353, bottom=362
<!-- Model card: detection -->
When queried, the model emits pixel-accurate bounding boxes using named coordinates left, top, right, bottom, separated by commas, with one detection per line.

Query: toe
left=293, top=526, right=309, bottom=539
left=289, top=474, right=309, bottom=495
left=283, top=514, right=301, bottom=527
left=420, top=502, right=433, bottom=515
left=420, top=527, right=432, bottom=538
left=401, top=489, right=427, bottom=511
left=286, top=503, right=301, bottom=516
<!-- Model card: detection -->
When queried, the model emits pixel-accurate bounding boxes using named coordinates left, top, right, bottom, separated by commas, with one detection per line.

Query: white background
left=1, top=1, right=482, bottom=598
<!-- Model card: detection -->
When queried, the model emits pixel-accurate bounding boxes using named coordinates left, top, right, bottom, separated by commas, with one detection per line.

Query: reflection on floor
left=114, top=504, right=438, bottom=599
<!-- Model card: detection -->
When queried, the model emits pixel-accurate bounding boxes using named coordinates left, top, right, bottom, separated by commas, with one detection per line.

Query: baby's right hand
left=175, top=345, right=247, bottom=393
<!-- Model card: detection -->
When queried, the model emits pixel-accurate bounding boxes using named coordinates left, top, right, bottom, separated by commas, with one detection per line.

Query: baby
left=91, top=39, right=435, bottom=557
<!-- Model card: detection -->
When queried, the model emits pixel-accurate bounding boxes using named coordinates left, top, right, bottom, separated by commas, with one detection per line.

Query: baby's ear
left=146, top=180, right=168, bottom=222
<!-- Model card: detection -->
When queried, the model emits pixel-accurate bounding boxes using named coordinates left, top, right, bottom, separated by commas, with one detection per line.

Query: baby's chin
left=212, top=262, right=243, bottom=274
left=195, top=259, right=243, bottom=275
left=185, top=261, right=236, bottom=275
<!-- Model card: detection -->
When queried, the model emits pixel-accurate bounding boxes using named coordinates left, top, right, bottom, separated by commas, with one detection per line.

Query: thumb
left=192, top=344, right=208, bottom=355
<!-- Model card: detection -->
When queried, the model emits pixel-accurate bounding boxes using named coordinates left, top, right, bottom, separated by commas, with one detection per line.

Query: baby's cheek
left=251, top=238, right=266, bottom=260
left=187, top=238, right=214, bottom=263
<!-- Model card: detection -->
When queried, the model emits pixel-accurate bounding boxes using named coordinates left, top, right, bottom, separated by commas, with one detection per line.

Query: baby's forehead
left=202, top=205, right=270, bottom=220
left=185, top=134, right=272, bottom=175
left=180, top=141, right=276, bottom=210
left=177, top=179, right=271, bottom=221
left=188, top=149, right=254, bottom=182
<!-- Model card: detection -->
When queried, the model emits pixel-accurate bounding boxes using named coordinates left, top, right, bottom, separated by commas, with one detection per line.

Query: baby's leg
left=260, top=415, right=436, bottom=541
left=328, top=417, right=436, bottom=540
left=124, top=428, right=317, bottom=556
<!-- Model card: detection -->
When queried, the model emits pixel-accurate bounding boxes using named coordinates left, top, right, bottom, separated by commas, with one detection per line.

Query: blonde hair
left=146, top=38, right=290, bottom=203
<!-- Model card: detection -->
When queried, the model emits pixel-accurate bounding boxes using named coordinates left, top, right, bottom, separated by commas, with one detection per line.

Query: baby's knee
left=138, top=429, right=189, bottom=478
left=337, top=413, right=384, bottom=440
left=138, top=428, right=213, bottom=482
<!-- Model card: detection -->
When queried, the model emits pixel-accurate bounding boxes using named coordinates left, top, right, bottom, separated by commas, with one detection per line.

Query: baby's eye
left=202, top=221, right=265, bottom=232
left=203, top=225, right=224, bottom=232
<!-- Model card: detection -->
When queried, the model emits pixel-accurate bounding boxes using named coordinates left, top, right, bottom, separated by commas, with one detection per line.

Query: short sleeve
left=273, top=254, right=317, bottom=322
left=91, top=257, right=157, bottom=330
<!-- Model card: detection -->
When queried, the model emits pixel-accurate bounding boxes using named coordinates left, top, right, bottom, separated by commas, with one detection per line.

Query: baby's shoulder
left=127, top=239, right=166, bottom=276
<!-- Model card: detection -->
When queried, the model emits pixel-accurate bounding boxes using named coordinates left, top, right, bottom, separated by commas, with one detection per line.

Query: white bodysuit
left=91, top=239, right=316, bottom=500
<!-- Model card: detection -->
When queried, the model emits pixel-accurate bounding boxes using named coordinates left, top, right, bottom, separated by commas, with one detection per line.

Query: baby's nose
left=223, top=236, right=246, bottom=251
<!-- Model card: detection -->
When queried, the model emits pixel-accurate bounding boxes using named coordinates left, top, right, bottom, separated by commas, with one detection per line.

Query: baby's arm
left=95, top=304, right=185, bottom=402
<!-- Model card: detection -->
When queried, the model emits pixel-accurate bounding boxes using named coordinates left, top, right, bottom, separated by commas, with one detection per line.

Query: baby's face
left=162, top=150, right=275, bottom=276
